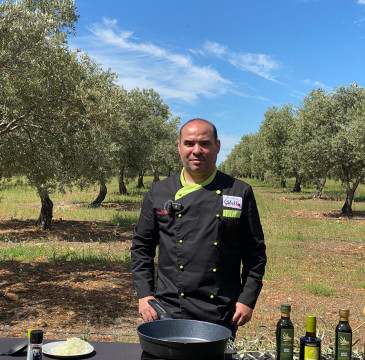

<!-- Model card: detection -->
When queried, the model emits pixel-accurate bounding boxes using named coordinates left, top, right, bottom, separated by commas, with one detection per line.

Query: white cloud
left=303, top=79, right=331, bottom=90
left=203, top=41, right=280, bottom=83
left=70, top=18, right=232, bottom=104
left=358, top=0, right=365, bottom=5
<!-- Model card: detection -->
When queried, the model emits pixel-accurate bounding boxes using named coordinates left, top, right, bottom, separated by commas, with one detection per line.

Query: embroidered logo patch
left=223, top=195, right=242, bottom=210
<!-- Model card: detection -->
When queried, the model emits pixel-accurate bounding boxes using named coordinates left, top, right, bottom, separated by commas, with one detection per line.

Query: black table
left=0, top=337, right=272, bottom=360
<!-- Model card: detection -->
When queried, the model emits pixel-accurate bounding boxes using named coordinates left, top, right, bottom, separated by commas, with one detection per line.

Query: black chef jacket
left=131, top=169, right=266, bottom=325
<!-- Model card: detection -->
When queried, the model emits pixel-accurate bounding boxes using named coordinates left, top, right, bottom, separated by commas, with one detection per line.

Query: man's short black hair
left=179, top=118, right=218, bottom=143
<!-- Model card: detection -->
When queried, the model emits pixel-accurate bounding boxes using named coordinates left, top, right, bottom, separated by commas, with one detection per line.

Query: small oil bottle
left=276, top=304, right=294, bottom=360
left=335, top=309, right=352, bottom=360
left=299, top=315, right=321, bottom=360
left=28, top=330, right=43, bottom=360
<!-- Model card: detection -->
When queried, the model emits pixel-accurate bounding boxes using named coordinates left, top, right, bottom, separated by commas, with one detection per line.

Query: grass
left=305, top=282, right=336, bottom=296
left=0, top=241, right=131, bottom=264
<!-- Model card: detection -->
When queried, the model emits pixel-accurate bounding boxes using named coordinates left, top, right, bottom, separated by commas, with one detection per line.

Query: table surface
left=0, top=337, right=273, bottom=360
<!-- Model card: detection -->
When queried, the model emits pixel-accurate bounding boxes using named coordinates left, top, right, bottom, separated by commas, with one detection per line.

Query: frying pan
left=137, top=299, right=231, bottom=360
left=0, top=339, right=27, bottom=356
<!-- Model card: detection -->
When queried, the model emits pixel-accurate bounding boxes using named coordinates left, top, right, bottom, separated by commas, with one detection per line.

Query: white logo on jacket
left=222, top=195, right=242, bottom=210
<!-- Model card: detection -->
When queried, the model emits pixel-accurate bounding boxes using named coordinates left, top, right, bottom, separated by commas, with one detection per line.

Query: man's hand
left=138, top=296, right=159, bottom=322
left=230, top=302, right=253, bottom=327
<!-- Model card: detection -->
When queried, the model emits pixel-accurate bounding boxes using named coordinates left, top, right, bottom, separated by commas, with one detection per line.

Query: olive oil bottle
left=299, top=315, right=321, bottom=360
left=335, top=309, right=352, bottom=360
left=276, top=304, right=294, bottom=360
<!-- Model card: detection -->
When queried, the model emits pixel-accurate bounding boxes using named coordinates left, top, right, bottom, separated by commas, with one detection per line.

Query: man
left=131, top=118, right=266, bottom=334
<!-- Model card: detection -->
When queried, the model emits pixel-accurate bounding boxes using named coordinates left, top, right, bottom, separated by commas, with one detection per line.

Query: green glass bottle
left=276, top=304, right=294, bottom=360
left=335, top=309, right=352, bottom=360
left=299, top=315, right=321, bottom=360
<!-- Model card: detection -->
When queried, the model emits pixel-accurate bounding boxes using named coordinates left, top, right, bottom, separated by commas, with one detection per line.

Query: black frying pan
left=137, top=299, right=231, bottom=360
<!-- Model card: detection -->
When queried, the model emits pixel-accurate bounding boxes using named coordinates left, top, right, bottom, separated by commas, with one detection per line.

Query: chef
left=131, top=118, right=266, bottom=336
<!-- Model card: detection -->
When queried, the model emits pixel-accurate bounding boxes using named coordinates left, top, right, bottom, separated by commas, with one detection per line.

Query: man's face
left=178, top=120, right=220, bottom=177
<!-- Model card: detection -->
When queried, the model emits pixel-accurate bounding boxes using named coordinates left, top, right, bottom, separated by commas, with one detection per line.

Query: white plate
left=43, top=341, right=94, bottom=359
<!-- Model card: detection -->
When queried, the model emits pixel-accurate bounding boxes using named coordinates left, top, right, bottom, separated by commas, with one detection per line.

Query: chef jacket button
left=216, top=190, right=221, bottom=195
left=216, top=214, right=220, bottom=218
left=180, top=293, right=184, bottom=297
left=213, top=242, right=218, bottom=246
left=179, top=239, right=183, bottom=243
left=178, top=214, right=182, bottom=218
left=179, top=265, right=184, bottom=269
left=210, top=295, right=214, bottom=299
left=212, top=268, right=217, bottom=273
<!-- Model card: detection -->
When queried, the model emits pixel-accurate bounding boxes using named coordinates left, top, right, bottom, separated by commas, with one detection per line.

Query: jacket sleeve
left=131, top=187, right=159, bottom=299
left=237, top=186, right=267, bottom=309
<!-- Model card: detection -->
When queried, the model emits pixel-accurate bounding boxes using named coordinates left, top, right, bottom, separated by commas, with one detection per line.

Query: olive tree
left=259, top=104, right=296, bottom=188
left=330, top=84, right=365, bottom=215
left=0, top=0, right=124, bottom=226
left=290, top=89, right=336, bottom=197
left=113, top=88, right=176, bottom=193
left=0, top=0, right=84, bottom=228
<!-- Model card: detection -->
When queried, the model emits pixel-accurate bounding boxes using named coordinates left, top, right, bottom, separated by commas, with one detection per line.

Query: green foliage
left=221, top=83, right=365, bottom=213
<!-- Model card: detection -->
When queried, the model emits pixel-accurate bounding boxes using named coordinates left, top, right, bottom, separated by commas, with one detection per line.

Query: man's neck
left=182, top=168, right=215, bottom=185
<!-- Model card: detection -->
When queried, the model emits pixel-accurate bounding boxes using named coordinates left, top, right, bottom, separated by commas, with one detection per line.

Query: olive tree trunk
left=292, top=175, right=301, bottom=192
left=340, top=166, right=364, bottom=216
left=280, top=177, right=286, bottom=188
left=313, top=175, right=327, bottom=199
left=36, top=186, right=53, bottom=230
left=152, top=168, right=160, bottom=182
left=137, top=173, right=145, bottom=188
left=90, top=180, right=107, bottom=206
left=118, top=169, right=127, bottom=195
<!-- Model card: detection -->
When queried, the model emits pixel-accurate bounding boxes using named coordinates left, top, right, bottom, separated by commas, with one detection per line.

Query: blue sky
left=70, top=0, right=365, bottom=164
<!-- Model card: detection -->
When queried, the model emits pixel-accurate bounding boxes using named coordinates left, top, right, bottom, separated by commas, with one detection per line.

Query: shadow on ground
left=0, top=260, right=139, bottom=340
left=0, top=219, right=133, bottom=243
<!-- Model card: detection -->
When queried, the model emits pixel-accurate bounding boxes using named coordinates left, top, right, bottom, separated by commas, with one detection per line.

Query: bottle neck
left=339, top=317, right=349, bottom=323
left=281, top=311, right=290, bottom=319
left=306, top=331, right=316, bottom=338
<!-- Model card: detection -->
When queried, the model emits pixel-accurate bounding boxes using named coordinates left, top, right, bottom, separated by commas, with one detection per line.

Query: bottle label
left=304, top=343, right=320, bottom=360
left=30, top=349, right=42, bottom=360
left=336, top=333, right=352, bottom=360
left=280, top=329, right=294, bottom=360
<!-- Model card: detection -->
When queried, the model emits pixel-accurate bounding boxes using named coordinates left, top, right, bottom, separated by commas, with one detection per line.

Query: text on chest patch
left=223, top=195, right=242, bottom=210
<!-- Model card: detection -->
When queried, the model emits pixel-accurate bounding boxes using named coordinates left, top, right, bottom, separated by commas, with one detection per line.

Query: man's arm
left=237, top=186, right=267, bottom=317
left=131, top=188, right=159, bottom=319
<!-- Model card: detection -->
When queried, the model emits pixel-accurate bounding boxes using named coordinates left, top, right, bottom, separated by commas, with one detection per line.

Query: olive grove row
left=0, top=0, right=181, bottom=229
left=219, top=84, right=365, bottom=216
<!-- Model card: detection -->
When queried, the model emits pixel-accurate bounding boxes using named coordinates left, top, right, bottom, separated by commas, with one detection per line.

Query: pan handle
left=148, top=299, right=173, bottom=320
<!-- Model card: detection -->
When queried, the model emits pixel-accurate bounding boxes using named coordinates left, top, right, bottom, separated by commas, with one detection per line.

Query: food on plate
left=49, top=338, right=91, bottom=355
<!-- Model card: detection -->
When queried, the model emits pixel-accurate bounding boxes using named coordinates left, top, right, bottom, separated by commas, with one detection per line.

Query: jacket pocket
left=222, top=209, right=241, bottom=218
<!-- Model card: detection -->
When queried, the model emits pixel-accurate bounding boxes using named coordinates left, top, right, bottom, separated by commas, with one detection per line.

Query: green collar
left=175, top=168, right=217, bottom=200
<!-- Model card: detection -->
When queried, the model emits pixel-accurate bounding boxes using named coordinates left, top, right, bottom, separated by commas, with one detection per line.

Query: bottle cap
left=30, top=330, right=43, bottom=344
left=281, top=304, right=291, bottom=312
left=306, top=315, right=316, bottom=333
left=339, top=309, right=350, bottom=319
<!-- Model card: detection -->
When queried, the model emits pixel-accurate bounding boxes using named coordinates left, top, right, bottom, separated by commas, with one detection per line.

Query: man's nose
left=192, top=143, right=202, bottom=154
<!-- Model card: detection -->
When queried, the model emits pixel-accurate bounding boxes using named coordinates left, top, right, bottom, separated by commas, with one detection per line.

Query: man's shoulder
left=216, top=170, right=252, bottom=191
left=150, top=173, right=180, bottom=191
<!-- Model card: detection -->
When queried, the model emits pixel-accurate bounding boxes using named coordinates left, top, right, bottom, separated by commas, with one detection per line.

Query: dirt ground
left=0, top=218, right=364, bottom=354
